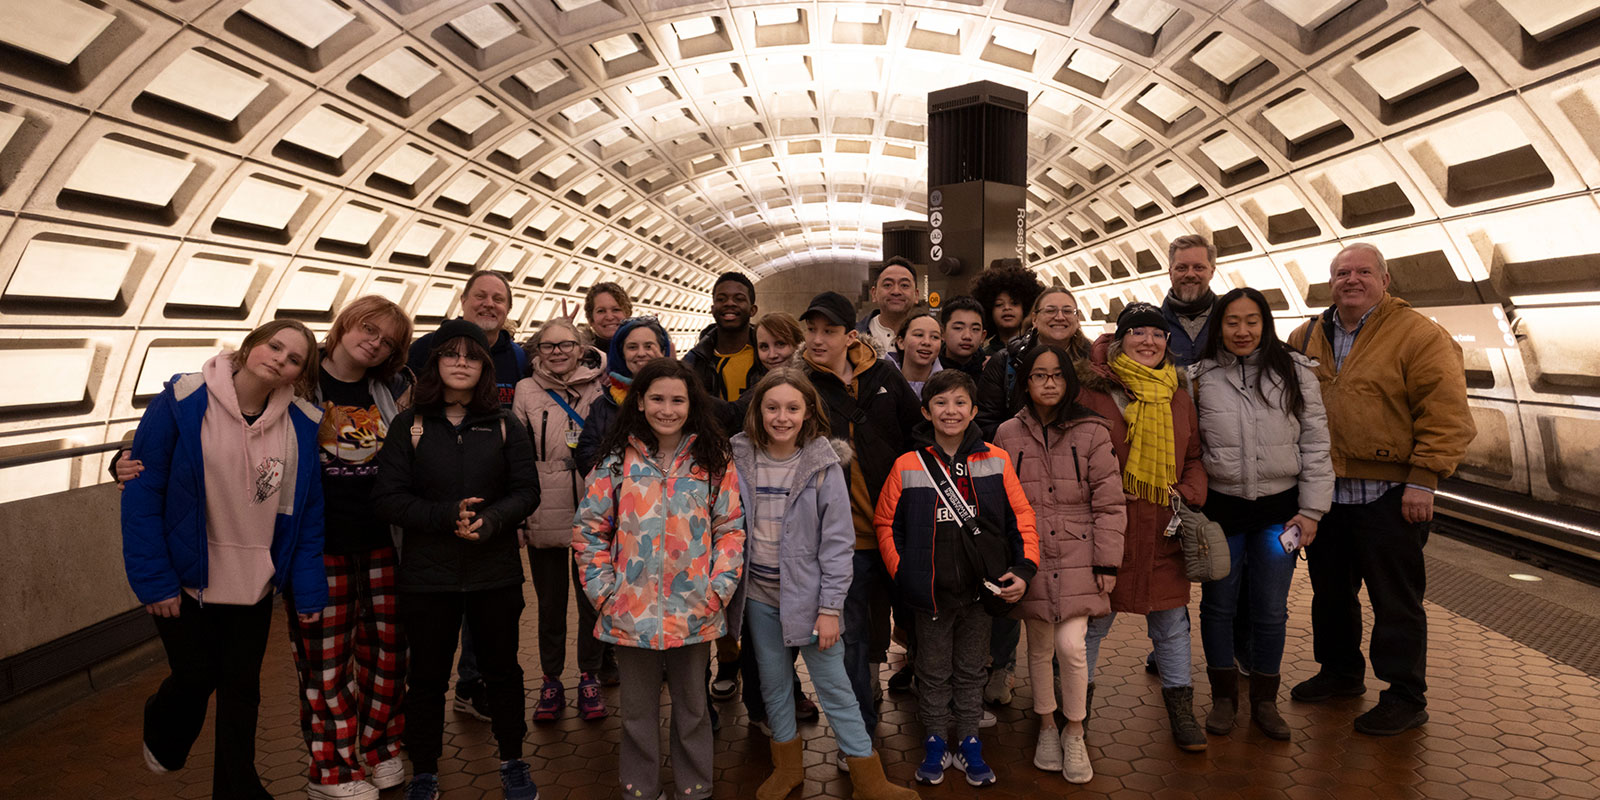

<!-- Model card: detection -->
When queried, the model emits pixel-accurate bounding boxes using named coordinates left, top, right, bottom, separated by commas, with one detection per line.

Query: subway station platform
left=3, top=534, right=1598, bottom=800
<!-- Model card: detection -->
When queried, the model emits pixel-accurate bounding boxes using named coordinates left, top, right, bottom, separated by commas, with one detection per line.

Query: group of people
left=117, top=236, right=1475, bottom=800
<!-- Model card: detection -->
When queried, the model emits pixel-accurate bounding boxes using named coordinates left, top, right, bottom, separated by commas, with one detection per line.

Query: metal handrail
left=0, top=441, right=126, bottom=470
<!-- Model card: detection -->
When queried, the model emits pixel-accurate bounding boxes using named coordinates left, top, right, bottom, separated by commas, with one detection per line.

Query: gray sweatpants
left=915, top=602, right=990, bottom=741
left=615, top=642, right=712, bottom=800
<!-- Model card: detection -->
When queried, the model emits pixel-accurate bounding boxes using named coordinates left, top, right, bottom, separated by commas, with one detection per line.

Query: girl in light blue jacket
left=732, top=368, right=918, bottom=800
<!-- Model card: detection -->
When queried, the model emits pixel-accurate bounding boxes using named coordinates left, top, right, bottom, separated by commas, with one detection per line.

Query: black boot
left=1250, top=673, right=1291, bottom=740
left=1162, top=686, right=1208, bottom=752
left=1205, top=668, right=1238, bottom=735
left=1084, top=682, right=1095, bottom=723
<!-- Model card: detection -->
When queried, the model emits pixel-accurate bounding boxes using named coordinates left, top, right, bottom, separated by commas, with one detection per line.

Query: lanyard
left=545, top=390, right=584, bottom=427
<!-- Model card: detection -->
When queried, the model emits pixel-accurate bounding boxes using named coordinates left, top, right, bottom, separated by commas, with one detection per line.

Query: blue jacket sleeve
left=121, top=386, right=182, bottom=605
left=288, top=431, right=328, bottom=614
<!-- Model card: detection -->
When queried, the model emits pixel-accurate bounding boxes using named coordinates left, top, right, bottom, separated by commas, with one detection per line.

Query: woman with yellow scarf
left=1074, top=303, right=1210, bottom=752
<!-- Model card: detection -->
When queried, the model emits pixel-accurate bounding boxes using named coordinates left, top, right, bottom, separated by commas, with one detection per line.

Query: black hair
left=939, top=295, right=985, bottom=326
left=920, top=369, right=978, bottom=410
left=894, top=310, right=940, bottom=340
left=1016, top=344, right=1092, bottom=424
left=874, top=256, right=918, bottom=283
left=1200, top=287, right=1305, bottom=417
left=598, top=358, right=732, bottom=475
left=413, top=336, right=499, bottom=414
left=713, top=271, right=756, bottom=304
left=970, top=263, right=1045, bottom=337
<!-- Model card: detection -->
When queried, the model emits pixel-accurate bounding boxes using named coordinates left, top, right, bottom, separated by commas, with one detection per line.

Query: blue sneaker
left=953, top=735, right=997, bottom=786
left=499, top=759, right=539, bottom=800
left=404, top=773, right=439, bottom=800
left=915, top=735, right=951, bottom=785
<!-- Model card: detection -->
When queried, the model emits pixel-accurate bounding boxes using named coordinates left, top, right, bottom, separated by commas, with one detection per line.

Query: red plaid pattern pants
left=288, top=547, right=406, bottom=785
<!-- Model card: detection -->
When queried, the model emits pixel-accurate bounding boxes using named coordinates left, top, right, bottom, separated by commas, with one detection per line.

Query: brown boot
left=757, top=738, right=805, bottom=800
left=846, top=751, right=919, bottom=800
left=1206, top=667, right=1238, bottom=735
left=1250, top=672, right=1291, bottom=740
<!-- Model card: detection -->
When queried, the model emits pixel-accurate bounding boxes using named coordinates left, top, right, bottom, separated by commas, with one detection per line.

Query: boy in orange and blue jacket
left=875, top=370, right=1039, bottom=788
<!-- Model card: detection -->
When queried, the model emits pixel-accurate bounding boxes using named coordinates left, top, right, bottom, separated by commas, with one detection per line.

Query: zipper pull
left=457, top=432, right=463, bottom=445
left=197, top=589, right=204, bottom=608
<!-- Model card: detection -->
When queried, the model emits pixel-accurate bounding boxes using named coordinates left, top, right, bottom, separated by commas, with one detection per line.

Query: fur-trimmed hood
left=730, top=433, right=853, bottom=494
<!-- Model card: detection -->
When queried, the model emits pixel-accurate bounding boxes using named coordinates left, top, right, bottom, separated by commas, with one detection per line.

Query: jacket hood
left=730, top=433, right=852, bottom=494
left=607, top=317, right=674, bottom=380
left=802, top=337, right=879, bottom=380
left=530, top=345, right=605, bottom=391
left=1190, top=345, right=1320, bottom=381
left=1011, top=400, right=1107, bottom=433
left=689, top=326, right=755, bottom=359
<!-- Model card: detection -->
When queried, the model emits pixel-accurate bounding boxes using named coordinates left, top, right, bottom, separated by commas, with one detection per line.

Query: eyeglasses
left=358, top=321, right=397, bottom=353
left=1036, top=307, right=1079, bottom=320
left=439, top=351, right=484, bottom=364
left=537, top=341, right=580, bottom=354
left=1028, top=372, right=1066, bottom=385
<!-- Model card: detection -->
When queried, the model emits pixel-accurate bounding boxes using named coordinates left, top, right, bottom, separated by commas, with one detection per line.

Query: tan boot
left=846, top=751, right=919, bottom=800
left=757, top=738, right=805, bottom=800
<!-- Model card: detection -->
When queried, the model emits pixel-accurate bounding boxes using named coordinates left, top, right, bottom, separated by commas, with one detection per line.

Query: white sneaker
left=1062, top=733, right=1093, bottom=784
left=371, top=757, right=405, bottom=790
left=1033, top=723, right=1062, bottom=771
left=979, top=708, right=997, bottom=728
left=307, top=779, right=379, bottom=800
left=142, top=743, right=170, bottom=774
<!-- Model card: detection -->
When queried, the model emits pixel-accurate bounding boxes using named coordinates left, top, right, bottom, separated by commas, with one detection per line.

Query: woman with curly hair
left=970, top=261, right=1046, bottom=355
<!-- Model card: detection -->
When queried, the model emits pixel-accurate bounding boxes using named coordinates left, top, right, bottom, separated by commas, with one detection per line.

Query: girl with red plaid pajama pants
left=289, top=297, right=415, bottom=800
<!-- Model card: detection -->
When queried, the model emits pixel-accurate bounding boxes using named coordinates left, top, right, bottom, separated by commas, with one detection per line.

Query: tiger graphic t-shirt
left=317, top=373, right=391, bottom=554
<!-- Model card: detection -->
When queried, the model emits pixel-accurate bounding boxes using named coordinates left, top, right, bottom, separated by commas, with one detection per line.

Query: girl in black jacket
left=373, top=320, right=539, bottom=800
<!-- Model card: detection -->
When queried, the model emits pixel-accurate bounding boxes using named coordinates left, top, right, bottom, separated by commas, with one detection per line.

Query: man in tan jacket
left=1286, top=243, right=1475, bottom=736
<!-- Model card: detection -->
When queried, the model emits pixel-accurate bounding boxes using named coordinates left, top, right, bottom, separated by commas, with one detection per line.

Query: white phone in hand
left=1279, top=524, right=1302, bottom=554
left=982, top=579, right=1005, bottom=595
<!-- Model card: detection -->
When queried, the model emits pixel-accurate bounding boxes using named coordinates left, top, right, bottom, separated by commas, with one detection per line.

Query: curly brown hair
left=970, top=262, right=1045, bottom=337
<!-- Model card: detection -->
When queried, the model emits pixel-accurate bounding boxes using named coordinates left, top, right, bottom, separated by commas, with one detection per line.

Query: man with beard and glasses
left=1161, top=235, right=1219, bottom=368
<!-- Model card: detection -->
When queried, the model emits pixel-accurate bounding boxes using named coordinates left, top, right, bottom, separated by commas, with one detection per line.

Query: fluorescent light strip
left=1437, top=490, right=1600, bottom=541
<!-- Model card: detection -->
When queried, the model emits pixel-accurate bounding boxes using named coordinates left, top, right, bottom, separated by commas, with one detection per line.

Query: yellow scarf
left=1110, top=352, right=1178, bottom=506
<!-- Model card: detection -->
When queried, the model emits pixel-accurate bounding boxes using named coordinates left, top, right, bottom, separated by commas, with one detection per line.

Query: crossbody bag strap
left=916, top=449, right=976, bottom=532
left=545, top=389, right=585, bottom=427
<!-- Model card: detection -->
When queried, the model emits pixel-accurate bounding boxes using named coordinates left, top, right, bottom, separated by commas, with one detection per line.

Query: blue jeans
left=1085, top=606, right=1192, bottom=688
left=1200, top=525, right=1297, bottom=674
left=843, top=550, right=889, bottom=731
left=745, top=599, right=872, bottom=758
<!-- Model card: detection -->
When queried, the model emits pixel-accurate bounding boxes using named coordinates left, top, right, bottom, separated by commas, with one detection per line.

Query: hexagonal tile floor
left=3, top=562, right=1598, bottom=800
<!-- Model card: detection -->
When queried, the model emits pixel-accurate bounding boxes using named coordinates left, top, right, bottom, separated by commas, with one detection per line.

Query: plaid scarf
left=1110, top=352, right=1178, bottom=506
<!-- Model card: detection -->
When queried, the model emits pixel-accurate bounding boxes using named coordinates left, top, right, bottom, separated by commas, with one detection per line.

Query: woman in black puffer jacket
left=372, top=319, right=539, bottom=800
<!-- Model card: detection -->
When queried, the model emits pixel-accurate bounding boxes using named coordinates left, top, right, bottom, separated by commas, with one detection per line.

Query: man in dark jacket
left=799, top=291, right=922, bottom=733
left=939, top=296, right=988, bottom=380
left=1161, top=234, right=1218, bottom=367
left=408, top=270, right=527, bottom=408
left=682, top=272, right=764, bottom=433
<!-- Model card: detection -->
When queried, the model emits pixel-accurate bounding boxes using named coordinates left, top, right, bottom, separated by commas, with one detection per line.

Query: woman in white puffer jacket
left=1189, top=287, right=1334, bottom=742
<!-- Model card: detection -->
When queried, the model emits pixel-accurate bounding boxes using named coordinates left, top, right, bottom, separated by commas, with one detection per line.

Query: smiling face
left=1026, top=350, right=1066, bottom=410
left=589, top=291, right=627, bottom=341
left=755, top=324, right=797, bottom=369
left=244, top=329, right=311, bottom=389
left=922, top=385, right=977, bottom=442
left=622, top=325, right=663, bottom=374
left=1032, top=289, right=1081, bottom=348
left=641, top=377, right=689, bottom=443
left=760, top=382, right=807, bottom=451
left=991, top=291, right=1023, bottom=334
left=1330, top=246, right=1391, bottom=320
left=870, top=263, right=917, bottom=315
left=462, top=274, right=511, bottom=334
left=536, top=327, right=582, bottom=377
left=436, top=340, right=485, bottom=393
left=712, top=279, right=756, bottom=334
left=339, top=316, right=401, bottom=370
left=1220, top=296, right=1264, bottom=357
left=942, top=309, right=985, bottom=361
left=803, top=317, right=854, bottom=373
left=1169, top=245, right=1216, bottom=304
left=1123, top=326, right=1169, bottom=368
left=897, top=316, right=942, bottom=369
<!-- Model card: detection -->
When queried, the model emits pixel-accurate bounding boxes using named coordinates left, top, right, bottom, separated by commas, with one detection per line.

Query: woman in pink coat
left=993, top=344, right=1126, bottom=785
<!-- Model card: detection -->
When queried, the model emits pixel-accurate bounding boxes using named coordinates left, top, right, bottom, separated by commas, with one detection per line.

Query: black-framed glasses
left=1028, top=372, right=1066, bottom=385
left=536, top=341, right=580, bottom=354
